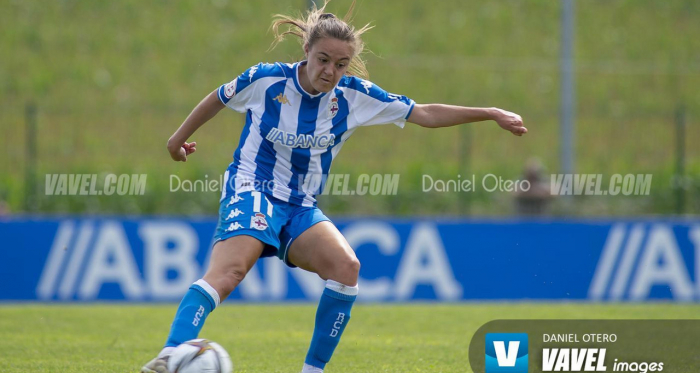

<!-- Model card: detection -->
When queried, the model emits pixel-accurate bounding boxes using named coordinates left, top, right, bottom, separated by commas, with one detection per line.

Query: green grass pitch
left=0, top=303, right=698, bottom=372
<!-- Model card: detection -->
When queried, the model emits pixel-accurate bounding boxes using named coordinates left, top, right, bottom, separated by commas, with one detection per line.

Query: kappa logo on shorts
left=251, top=213, right=268, bottom=230
left=226, top=208, right=244, bottom=219
left=225, top=222, right=244, bottom=232
left=226, top=195, right=244, bottom=207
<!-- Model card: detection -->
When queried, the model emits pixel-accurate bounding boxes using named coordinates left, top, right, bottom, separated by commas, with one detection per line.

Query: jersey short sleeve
left=342, top=77, right=415, bottom=128
left=217, top=62, right=286, bottom=113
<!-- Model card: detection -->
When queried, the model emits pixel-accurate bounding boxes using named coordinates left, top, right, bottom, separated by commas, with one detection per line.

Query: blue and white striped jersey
left=217, top=61, right=415, bottom=207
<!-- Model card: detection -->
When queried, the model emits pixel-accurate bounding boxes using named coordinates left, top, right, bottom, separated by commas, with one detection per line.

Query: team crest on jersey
left=328, top=97, right=339, bottom=118
left=224, top=80, right=236, bottom=98
left=251, top=213, right=268, bottom=230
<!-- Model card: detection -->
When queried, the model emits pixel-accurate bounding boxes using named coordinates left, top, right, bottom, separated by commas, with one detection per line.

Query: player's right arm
left=167, top=89, right=225, bottom=162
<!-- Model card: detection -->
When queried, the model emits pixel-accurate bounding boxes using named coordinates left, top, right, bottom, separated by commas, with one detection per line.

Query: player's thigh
left=287, top=221, right=360, bottom=285
left=203, top=235, right=265, bottom=299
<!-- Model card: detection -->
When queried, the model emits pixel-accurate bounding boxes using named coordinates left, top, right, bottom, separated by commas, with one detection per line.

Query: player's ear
left=303, top=43, right=309, bottom=57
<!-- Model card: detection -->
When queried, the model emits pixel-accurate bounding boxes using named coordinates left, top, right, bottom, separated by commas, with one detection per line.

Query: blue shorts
left=213, top=191, right=330, bottom=267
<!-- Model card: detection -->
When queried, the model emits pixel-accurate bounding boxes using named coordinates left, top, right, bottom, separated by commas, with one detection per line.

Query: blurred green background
left=1, top=0, right=698, bottom=216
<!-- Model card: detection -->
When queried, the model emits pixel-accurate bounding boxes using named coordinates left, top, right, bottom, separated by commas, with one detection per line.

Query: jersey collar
left=294, top=61, right=327, bottom=100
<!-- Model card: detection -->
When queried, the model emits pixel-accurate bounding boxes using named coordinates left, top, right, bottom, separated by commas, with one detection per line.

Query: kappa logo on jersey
left=251, top=213, right=268, bottom=230
left=225, top=222, right=244, bottom=232
left=224, top=80, right=236, bottom=98
left=226, top=208, right=244, bottom=219
left=485, top=333, right=528, bottom=373
left=248, top=65, right=258, bottom=81
left=273, top=93, right=291, bottom=106
left=226, top=195, right=244, bottom=207
left=361, top=80, right=372, bottom=93
left=328, top=97, right=339, bottom=118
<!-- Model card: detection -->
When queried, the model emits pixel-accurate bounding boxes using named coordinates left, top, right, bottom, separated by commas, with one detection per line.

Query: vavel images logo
left=485, top=333, right=528, bottom=373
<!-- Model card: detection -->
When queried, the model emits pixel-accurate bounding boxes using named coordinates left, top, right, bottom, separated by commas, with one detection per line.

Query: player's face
left=303, top=37, right=354, bottom=94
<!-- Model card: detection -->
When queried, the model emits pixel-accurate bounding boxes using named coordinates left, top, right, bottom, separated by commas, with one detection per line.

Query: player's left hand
left=493, top=108, right=527, bottom=136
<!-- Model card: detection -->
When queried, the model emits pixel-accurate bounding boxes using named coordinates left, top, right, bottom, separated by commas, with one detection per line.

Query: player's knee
left=221, top=266, right=247, bottom=294
left=348, top=256, right=361, bottom=277
left=205, top=264, right=248, bottom=299
left=332, top=255, right=360, bottom=286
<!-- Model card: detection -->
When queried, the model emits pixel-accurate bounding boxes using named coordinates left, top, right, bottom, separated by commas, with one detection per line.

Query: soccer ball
left=167, top=339, right=233, bottom=373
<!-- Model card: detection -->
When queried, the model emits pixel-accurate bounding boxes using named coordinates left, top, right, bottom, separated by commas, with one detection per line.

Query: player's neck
left=298, top=62, right=321, bottom=96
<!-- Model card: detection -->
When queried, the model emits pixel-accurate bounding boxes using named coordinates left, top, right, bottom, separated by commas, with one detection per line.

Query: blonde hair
left=270, top=0, right=373, bottom=79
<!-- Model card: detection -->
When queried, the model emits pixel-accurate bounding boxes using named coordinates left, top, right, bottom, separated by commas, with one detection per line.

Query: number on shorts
left=252, top=191, right=273, bottom=217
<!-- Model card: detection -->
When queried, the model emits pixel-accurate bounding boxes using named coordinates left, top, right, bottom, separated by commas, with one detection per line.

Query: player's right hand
left=170, top=141, right=197, bottom=162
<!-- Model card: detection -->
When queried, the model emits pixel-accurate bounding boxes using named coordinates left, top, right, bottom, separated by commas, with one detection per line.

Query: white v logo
left=494, top=341, right=520, bottom=367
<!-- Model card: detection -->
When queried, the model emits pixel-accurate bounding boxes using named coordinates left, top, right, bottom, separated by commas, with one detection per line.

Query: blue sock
left=304, top=280, right=358, bottom=370
left=165, top=279, right=221, bottom=348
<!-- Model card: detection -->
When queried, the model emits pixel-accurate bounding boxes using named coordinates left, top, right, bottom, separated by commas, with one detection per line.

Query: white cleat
left=140, top=357, right=170, bottom=373
left=301, top=363, right=324, bottom=373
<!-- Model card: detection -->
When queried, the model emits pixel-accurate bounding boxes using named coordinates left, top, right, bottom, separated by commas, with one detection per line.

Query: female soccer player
left=142, top=2, right=526, bottom=373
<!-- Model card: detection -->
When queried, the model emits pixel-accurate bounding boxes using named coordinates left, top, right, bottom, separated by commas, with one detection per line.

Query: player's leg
left=287, top=221, right=360, bottom=373
left=143, top=189, right=283, bottom=373
left=288, top=221, right=359, bottom=285
left=163, top=235, right=264, bottom=348
left=161, top=190, right=280, bottom=351
left=141, top=235, right=264, bottom=373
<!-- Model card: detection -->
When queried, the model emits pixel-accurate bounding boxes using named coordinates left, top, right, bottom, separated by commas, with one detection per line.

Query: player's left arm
left=407, top=104, right=527, bottom=136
